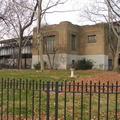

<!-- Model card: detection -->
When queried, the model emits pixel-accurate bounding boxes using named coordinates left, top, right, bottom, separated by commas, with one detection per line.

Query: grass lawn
left=0, top=69, right=120, bottom=120
left=1, top=87, right=120, bottom=120
left=0, top=69, right=101, bottom=81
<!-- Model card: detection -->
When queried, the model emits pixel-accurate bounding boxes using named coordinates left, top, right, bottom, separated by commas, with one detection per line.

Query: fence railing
left=0, top=79, right=120, bottom=120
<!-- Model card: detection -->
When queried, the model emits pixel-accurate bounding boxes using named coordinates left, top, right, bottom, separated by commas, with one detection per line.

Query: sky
left=0, top=0, right=95, bottom=40
left=44, top=0, right=93, bottom=26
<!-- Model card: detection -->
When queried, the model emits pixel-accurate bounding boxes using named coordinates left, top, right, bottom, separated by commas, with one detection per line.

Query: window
left=43, top=35, right=55, bottom=53
left=108, top=59, right=112, bottom=66
left=71, top=34, right=76, bottom=51
left=88, top=35, right=96, bottom=43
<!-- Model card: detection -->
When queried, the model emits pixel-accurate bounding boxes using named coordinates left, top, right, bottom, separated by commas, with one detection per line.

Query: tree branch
left=12, top=0, right=37, bottom=14
left=106, top=0, right=120, bottom=18
left=22, top=2, right=38, bottom=31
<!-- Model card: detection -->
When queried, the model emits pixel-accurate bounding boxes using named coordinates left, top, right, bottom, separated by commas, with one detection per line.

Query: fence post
left=39, top=80, right=42, bottom=120
left=1, top=79, right=3, bottom=120
left=13, top=79, right=15, bottom=120
left=98, top=81, right=100, bottom=120
left=106, top=81, right=109, bottom=120
left=7, top=79, right=10, bottom=120
left=19, top=79, right=22, bottom=120
left=55, top=81, right=59, bottom=120
left=64, top=81, right=67, bottom=120
left=46, top=81, right=50, bottom=120
left=26, top=79, right=28, bottom=120
left=72, top=81, right=75, bottom=120
left=81, top=81, right=83, bottom=120
left=115, top=81, right=118, bottom=120
left=32, top=80, right=35, bottom=120
left=89, top=81, right=92, bottom=120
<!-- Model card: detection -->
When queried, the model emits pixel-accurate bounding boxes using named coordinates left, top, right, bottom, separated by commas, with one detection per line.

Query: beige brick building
left=32, top=21, right=112, bottom=70
left=0, top=21, right=115, bottom=70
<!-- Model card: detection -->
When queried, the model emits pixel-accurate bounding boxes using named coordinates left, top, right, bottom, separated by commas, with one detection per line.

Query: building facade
left=0, top=37, right=32, bottom=69
left=32, top=21, right=110, bottom=70
left=0, top=21, right=116, bottom=70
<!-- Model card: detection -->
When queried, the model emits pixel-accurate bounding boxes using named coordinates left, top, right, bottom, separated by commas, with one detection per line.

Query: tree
left=37, top=0, right=68, bottom=71
left=2, top=0, right=38, bottom=69
left=81, top=0, right=120, bottom=71
left=106, top=0, right=120, bottom=71
left=13, top=0, right=68, bottom=71
left=0, top=1, right=8, bottom=22
left=0, top=0, right=9, bottom=39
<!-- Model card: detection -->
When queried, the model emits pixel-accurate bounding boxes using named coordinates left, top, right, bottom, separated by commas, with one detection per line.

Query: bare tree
left=44, top=39, right=58, bottom=69
left=81, top=0, right=120, bottom=71
left=13, top=0, right=68, bottom=71
left=37, top=0, right=68, bottom=71
left=0, top=1, right=8, bottom=22
left=0, top=0, right=10, bottom=39
left=2, top=0, right=38, bottom=69
left=106, top=0, right=120, bottom=71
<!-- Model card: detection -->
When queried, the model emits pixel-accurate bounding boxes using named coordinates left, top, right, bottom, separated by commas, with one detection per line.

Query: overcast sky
left=44, top=0, right=93, bottom=26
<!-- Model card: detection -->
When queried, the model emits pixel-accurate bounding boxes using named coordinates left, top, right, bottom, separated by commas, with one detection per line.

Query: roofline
left=0, top=35, right=32, bottom=43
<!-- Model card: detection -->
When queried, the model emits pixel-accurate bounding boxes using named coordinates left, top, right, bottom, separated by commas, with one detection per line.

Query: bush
left=78, top=58, right=93, bottom=70
left=33, top=62, right=46, bottom=70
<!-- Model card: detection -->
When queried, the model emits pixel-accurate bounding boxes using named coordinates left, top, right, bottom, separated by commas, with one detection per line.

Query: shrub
left=78, top=58, right=93, bottom=70
left=33, top=62, right=46, bottom=70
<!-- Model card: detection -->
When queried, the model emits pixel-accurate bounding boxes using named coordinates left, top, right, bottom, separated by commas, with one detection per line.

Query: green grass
left=1, top=89, right=120, bottom=120
left=1, top=69, right=119, bottom=119
left=0, top=69, right=101, bottom=81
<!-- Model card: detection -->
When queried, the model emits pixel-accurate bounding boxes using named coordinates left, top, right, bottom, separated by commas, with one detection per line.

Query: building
left=0, top=36, right=32, bottom=69
left=0, top=21, right=115, bottom=70
left=32, top=21, right=111, bottom=70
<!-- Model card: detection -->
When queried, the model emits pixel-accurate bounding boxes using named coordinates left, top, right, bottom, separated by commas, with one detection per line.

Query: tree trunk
left=113, top=37, right=120, bottom=72
left=17, top=36, right=22, bottom=69
left=113, top=52, right=119, bottom=72
left=47, top=54, right=53, bottom=69
left=17, top=49, right=22, bottom=69
left=38, top=34, right=45, bottom=71
left=37, top=0, right=44, bottom=71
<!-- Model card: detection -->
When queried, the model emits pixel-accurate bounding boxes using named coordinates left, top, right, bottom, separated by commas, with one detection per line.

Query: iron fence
left=0, top=79, right=120, bottom=120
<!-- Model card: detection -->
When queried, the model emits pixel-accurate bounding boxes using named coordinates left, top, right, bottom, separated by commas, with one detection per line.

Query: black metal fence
left=0, top=79, right=120, bottom=120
